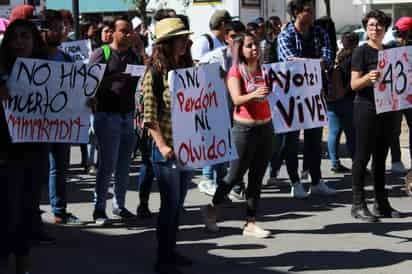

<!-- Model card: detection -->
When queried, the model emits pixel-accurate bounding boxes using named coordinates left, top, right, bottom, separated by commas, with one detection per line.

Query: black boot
left=351, top=204, right=379, bottom=222
left=373, top=200, right=401, bottom=218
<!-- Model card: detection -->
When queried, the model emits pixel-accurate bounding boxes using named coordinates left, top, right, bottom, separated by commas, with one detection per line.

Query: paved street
left=15, top=130, right=412, bottom=274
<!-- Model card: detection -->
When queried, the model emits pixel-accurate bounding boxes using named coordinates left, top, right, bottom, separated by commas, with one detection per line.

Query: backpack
left=202, top=34, right=214, bottom=51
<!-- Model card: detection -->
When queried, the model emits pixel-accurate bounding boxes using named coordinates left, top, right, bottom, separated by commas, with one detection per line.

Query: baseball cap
left=395, top=16, right=412, bottom=32
left=209, top=10, right=233, bottom=28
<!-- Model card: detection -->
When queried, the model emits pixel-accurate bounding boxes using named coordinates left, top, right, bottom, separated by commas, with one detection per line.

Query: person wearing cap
left=142, top=17, right=193, bottom=274
left=387, top=16, right=412, bottom=175
left=191, top=9, right=233, bottom=61
left=9, top=5, right=35, bottom=22
left=89, top=16, right=142, bottom=225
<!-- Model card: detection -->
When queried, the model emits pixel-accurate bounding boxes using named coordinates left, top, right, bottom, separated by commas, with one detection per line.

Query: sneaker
left=137, top=203, right=153, bottom=219
left=31, top=229, right=56, bottom=245
left=86, top=165, right=98, bottom=176
left=229, top=188, right=246, bottom=201
left=242, top=223, right=271, bottom=238
left=290, top=182, right=308, bottom=199
left=198, top=180, right=216, bottom=196
left=93, top=210, right=111, bottom=226
left=309, top=180, right=337, bottom=196
left=392, top=161, right=407, bottom=174
left=201, top=205, right=219, bottom=232
left=112, top=207, right=136, bottom=220
left=331, top=162, right=351, bottom=173
left=372, top=202, right=402, bottom=218
left=54, top=212, right=85, bottom=226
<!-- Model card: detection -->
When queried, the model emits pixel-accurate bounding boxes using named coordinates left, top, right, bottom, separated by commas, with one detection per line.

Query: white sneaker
left=290, top=182, right=308, bottom=199
left=201, top=205, right=219, bottom=232
left=229, top=189, right=246, bottom=201
left=392, top=161, right=406, bottom=174
left=243, top=223, right=271, bottom=238
left=309, top=180, right=337, bottom=196
left=198, top=180, right=214, bottom=194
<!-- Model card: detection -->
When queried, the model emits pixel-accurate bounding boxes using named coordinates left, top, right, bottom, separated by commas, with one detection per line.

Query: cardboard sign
left=3, top=58, right=106, bottom=143
left=375, top=46, right=412, bottom=114
left=262, top=59, right=328, bottom=133
left=59, top=39, right=92, bottom=63
left=169, top=63, right=238, bottom=168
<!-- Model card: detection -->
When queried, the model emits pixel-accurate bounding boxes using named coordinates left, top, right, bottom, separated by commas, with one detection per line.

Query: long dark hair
left=147, top=35, right=193, bottom=74
left=232, top=32, right=259, bottom=66
left=0, top=19, right=47, bottom=73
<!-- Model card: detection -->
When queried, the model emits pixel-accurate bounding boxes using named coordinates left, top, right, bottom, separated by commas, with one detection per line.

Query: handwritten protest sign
left=262, top=59, right=328, bottom=133
left=59, top=39, right=92, bottom=63
left=169, top=63, right=238, bottom=168
left=374, top=46, right=412, bottom=114
left=3, top=58, right=106, bottom=143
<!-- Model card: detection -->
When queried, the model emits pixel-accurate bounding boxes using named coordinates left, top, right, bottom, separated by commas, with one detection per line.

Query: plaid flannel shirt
left=142, top=70, right=173, bottom=148
left=277, top=22, right=333, bottom=70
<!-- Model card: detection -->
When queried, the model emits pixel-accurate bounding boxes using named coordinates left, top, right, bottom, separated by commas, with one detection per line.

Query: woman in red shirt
left=203, top=32, right=275, bottom=238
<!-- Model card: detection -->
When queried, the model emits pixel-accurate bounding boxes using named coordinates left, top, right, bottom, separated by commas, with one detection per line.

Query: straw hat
left=154, top=17, right=193, bottom=43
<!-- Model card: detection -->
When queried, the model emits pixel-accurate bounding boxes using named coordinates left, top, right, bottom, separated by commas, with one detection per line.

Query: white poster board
left=262, top=59, right=328, bottom=134
left=374, top=46, right=412, bottom=114
left=3, top=58, right=106, bottom=143
left=59, top=39, right=93, bottom=63
left=169, top=63, right=238, bottom=168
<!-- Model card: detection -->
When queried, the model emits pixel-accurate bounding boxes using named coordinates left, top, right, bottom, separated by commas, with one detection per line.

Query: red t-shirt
left=228, top=65, right=271, bottom=121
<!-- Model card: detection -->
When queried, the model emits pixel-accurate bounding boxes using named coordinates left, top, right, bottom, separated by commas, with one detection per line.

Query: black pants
left=0, top=144, right=49, bottom=258
left=352, top=100, right=396, bottom=205
left=213, top=121, right=275, bottom=218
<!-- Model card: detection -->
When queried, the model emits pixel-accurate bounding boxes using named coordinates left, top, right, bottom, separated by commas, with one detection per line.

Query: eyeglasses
left=367, top=23, right=384, bottom=30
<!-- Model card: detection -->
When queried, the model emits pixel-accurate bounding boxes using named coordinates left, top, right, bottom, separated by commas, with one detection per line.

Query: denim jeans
left=137, top=132, right=155, bottom=204
left=213, top=121, right=275, bottom=218
left=327, top=97, right=355, bottom=166
left=49, top=143, right=71, bottom=215
left=202, top=163, right=228, bottom=186
left=1, top=144, right=48, bottom=257
left=391, top=109, right=412, bottom=163
left=94, top=112, right=134, bottom=212
left=151, top=145, right=193, bottom=264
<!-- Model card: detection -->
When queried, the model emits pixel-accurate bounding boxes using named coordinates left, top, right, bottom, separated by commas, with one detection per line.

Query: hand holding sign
left=369, top=70, right=380, bottom=84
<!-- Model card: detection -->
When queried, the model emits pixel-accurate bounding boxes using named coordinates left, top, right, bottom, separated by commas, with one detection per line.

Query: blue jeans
left=137, top=132, right=155, bottom=203
left=202, top=164, right=227, bottom=186
left=94, top=112, right=134, bottom=212
left=151, top=145, right=193, bottom=264
left=49, top=143, right=71, bottom=215
left=327, top=97, right=355, bottom=167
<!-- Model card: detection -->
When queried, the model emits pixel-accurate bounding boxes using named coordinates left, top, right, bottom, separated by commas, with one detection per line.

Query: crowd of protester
left=1, top=0, right=412, bottom=273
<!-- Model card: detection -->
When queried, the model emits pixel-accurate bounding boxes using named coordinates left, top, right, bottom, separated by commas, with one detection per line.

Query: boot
left=373, top=199, right=401, bottom=218
left=351, top=204, right=379, bottom=223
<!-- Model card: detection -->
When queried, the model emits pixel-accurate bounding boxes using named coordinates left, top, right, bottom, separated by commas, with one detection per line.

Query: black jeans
left=0, top=144, right=48, bottom=257
left=273, top=127, right=323, bottom=185
left=352, top=100, right=396, bottom=205
left=138, top=131, right=155, bottom=204
left=213, top=121, right=275, bottom=218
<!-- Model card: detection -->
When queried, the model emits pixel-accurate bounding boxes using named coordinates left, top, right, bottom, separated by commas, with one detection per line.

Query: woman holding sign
left=351, top=10, right=401, bottom=222
left=203, top=32, right=275, bottom=238
left=142, top=18, right=194, bottom=274
left=0, top=19, right=48, bottom=274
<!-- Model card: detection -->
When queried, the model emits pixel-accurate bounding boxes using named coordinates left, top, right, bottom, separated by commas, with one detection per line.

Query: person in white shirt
left=191, top=9, right=233, bottom=61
